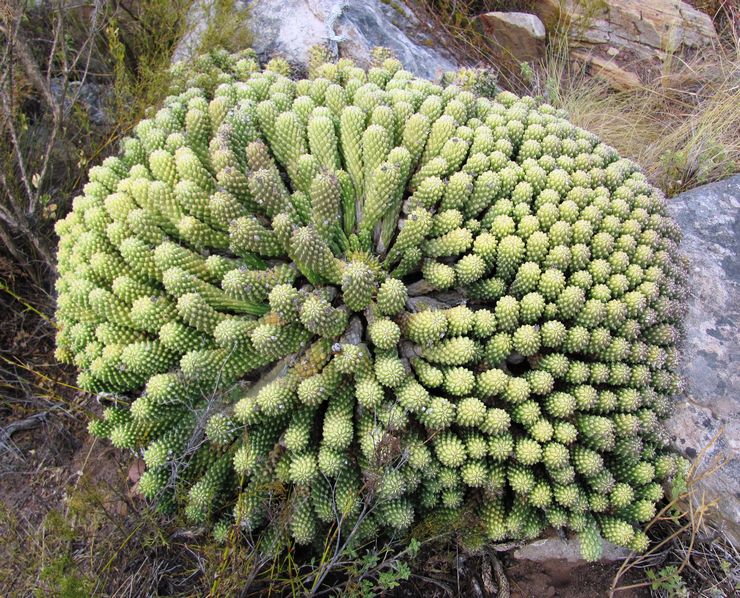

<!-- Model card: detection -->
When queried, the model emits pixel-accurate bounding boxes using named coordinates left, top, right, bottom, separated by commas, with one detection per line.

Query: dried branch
left=0, top=1, right=109, bottom=281
left=0, top=11, right=59, bottom=119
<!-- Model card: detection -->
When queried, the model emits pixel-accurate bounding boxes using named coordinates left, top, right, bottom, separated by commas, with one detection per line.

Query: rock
left=175, top=0, right=458, bottom=80
left=513, top=534, right=630, bottom=563
left=528, top=0, right=718, bottom=91
left=533, top=0, right=717, bottom=58
left=667, top=175, right=740, bottom=544
left=49, top=78, right=112, bottom=126
left=406, top=279, right=437, bottom=297
left=604, top=0, right=717, bottom=52
left=531, top=0, right=567, bottom=31
left=255, top=0, right=457, bottom=78
left=571, top=50, right=642, bottom=90
left=478, top=12, right=546, bottom=63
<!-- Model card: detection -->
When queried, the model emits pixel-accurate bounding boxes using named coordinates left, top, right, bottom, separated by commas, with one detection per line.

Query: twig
left=0, top=411, right=48, bottom=439
left=488, top=549, right=510, bottom=598
left=609, top=430, right=728, bottom=596
left=0, top=15, right=58, bottom=118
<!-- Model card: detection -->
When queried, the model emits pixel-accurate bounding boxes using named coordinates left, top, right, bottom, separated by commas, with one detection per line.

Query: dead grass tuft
left=413, top=0, right=740, bottom=195
left=533, top=35, right=740, bottom=195
left=610, top=432, right=740, bottom=597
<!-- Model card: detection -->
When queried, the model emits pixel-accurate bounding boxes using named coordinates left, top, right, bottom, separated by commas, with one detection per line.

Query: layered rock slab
left=534, top=0, right=717, bottom=57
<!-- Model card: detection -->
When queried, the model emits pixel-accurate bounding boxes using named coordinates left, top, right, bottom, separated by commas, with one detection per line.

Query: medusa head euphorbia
left=54, top=47, right=687, bottom=560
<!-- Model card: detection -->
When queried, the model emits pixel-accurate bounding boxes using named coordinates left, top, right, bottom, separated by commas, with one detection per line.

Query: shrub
left=54, top=48, right=687, bottom=560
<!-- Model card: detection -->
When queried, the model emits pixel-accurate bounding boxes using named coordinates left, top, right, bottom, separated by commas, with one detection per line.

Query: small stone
left=513, top=533, right=629, bottom=563
left=606, top=46, right=619, bottom=56
left=478, top=12, right=546, bottom=63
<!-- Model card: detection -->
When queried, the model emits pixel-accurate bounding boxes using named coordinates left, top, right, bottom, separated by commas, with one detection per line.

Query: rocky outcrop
left=666, top=175, right=740, bottom=545
left=174, top=0, right=458, bottom=80
left=478, top=12, right=546, bottom=64
left=249, top=0, right=457, bottom=79
left=534, top=0, right=717, bottom=56
left=49, top=79, right=112, bottom=126
left=487, top=0, right=718, bottom=89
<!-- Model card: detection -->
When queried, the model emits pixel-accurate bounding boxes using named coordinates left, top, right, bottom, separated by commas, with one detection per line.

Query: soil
left=507, top=559, right=648, bottom=598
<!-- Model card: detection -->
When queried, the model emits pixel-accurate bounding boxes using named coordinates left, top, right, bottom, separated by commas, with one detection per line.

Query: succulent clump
left=54, top=47, right=687, bottom=560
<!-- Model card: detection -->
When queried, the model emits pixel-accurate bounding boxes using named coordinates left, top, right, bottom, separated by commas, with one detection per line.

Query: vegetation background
left=0, top=0, right=737, bottom=595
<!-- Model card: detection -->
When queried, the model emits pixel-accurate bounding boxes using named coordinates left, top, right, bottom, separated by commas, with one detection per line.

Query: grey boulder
left=174, top=0, right=458, bottom=80
left=667, top=175, right=740, bottom=544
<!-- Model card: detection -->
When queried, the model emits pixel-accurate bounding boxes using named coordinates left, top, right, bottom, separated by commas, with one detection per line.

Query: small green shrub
left=646, top=565, right=689, bottom=598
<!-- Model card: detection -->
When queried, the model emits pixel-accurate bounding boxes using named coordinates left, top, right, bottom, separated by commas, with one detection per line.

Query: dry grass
left=0, top=446, right=213, bottom=596
left=414, top=0, right=740, bottom=195
left=531, top=35, right=740, bottom=195
left=412, top=0, right=502, bottom=70
left=0, top=1, right=194, bottom=287
left=0, top=280, right=205, bottom=596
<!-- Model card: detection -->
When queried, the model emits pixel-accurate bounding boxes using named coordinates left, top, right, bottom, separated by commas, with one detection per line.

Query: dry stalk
left=609, top=430, right=736, bottom=597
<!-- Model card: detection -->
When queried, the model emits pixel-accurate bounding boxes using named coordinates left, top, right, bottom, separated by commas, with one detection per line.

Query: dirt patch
left=0, top=275, right=88, bottom=528
left=507, top=558, right=648, bottom=598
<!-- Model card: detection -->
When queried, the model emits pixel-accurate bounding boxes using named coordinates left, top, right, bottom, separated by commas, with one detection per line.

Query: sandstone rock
left=478, top=12, right=546, bottom=63
left=533, top=0, right=717, bottom=58
left=175, top=0, right=457, bottom=80
left=532, top=0, right=568, bottom=31
left=571, top=50, right=642, bottom=90
left=667, top=175, right=740, bottom=545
